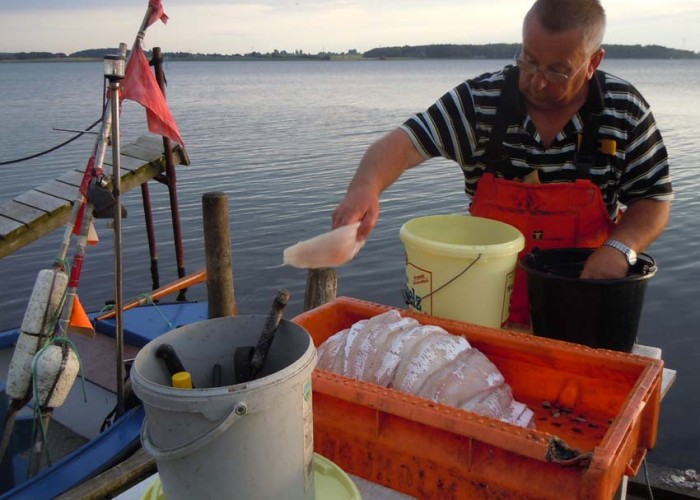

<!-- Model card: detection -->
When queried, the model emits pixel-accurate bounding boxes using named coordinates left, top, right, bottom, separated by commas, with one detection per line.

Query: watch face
left=628, top=251, right=638, bottom=266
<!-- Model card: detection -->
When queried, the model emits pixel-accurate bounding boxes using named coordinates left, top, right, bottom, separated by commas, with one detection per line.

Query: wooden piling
left=304, top=268, right=337, bottom=311
left=202, top=192, right=237, bottom=318
left=152, top=47, right=187, bottom=300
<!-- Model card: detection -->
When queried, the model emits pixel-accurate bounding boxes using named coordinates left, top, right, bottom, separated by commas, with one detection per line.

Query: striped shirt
left=400, top=66, right=673, bottom=219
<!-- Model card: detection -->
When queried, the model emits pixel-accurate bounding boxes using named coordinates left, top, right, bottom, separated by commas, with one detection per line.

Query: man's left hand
left=580, top=245, right=629, bottom=279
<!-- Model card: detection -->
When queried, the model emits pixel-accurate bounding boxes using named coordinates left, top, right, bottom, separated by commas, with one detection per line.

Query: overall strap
left=574, top=70, right=607, bottom=179
left=483, top=66, right=521, bottom=178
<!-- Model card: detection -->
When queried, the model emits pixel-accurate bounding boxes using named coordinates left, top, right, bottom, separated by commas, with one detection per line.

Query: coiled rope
left=0, top=117, right=102, bottom=166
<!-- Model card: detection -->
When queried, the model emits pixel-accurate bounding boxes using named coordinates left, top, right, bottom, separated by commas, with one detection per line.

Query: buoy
left=32, top=343, right=80, bottom=408
left=6, top=269, right=68, bottom=400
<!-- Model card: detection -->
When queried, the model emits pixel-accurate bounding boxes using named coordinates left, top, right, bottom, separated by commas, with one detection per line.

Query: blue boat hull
left=0, top=301, right=208, bottom=498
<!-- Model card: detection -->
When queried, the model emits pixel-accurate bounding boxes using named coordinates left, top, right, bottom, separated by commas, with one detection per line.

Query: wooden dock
left=0, top=135, right=189, bottom=259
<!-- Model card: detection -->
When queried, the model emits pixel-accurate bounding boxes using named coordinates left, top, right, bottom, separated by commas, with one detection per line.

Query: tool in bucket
left=156, top=343, right=194, bottom=388
left=234, top=289, right=291, bottom=384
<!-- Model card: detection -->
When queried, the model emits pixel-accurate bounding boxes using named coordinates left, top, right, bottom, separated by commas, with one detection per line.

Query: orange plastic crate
left=292, top=297, right=663, bottom=500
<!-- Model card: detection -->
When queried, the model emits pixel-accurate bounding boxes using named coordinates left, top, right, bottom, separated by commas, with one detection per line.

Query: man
left=331, top=0, right=672, bottom=325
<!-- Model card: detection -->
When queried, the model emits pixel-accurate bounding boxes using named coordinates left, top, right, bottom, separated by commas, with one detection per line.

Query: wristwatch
left=603, top=239, right=637, bottom=266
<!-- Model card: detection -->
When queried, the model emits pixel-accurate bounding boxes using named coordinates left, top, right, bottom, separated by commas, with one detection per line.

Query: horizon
left=3, top=41, right=698, bottom=58
left=1, top=1, right=699, bottom=55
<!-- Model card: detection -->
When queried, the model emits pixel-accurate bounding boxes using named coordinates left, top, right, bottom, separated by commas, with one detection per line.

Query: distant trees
left=0, top=51, right=67, bottom=60
left=1, top=43, right=697, bottom=62
left=364, top=43, right=699, bottom=59
left=364, top=44, right=520, bottom=59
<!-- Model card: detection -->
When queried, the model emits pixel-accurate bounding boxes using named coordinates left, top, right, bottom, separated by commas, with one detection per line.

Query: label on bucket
left=403, top=263, right=433, bottom=314
left=501, top=270, right=516, bottom=326
left=404, top=252, right=517, bottom=328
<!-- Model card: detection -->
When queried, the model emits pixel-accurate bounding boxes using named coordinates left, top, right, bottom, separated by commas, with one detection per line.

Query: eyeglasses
left=515, top=52, right=589, bottom=85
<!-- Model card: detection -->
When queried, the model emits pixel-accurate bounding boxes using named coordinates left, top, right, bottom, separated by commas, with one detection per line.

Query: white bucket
left=131, top=316, right=317, bottom=500
left=400, top=215, right=524, bottom=328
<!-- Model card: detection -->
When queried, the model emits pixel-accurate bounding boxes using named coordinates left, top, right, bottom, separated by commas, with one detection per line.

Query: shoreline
left=2, top=55, right=699, bottom=63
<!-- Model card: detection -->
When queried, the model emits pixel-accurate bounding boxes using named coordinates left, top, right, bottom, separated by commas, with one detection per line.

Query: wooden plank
left=119, top=162, right=166, bottom=192
left=121, top=138, right=164, bottom=162
left=0, top=200, right=47, bottom=225
left=0, top=214, right=25, bottom=238
left=15, top=189, right=71, bottom=213
left=105, top=155, right=150, bottom=173
left=56, top=169, right=87, bottom=187
left=131, top=134, right=165, bottom=151
left=36, top=179, right=81, bottom=202
left=0, top=135, right=187, bottom=259
left=0, top=204, right=73, bottom=257
left=661, top=368, right=676, bottom=400
left=56, top=448, right=156, bottom=500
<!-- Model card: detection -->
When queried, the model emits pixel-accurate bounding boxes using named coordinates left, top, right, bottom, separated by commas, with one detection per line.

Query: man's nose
left=531, top=71, right=549, bottom=91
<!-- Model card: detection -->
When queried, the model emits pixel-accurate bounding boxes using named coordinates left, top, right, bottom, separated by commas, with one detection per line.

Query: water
left=0, top=59, right=698, bottom=470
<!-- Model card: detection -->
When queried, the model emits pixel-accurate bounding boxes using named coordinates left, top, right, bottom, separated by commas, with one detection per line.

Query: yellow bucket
left=400, top=215, right=524, bottom=328
left=142, top=453, right=362, bottom=499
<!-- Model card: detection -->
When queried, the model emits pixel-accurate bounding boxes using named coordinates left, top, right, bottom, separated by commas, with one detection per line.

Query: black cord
left=0, top=117, right=102, bottom=166
left=643, top=457, right=655, bottom=500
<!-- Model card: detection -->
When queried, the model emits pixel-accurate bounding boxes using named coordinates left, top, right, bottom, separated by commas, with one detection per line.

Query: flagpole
left=55, top=5, right=154, bottom=342
left=111, top=4, right=154, bottom=417
left=105, top=42, right=128, bottom=418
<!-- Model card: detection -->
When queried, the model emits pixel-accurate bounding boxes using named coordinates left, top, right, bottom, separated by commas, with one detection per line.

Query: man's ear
left=587, top=48, right=605, bottom=78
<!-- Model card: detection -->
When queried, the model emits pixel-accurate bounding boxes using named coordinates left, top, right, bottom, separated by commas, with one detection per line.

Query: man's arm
left=581, top=199, right=671, bottom=279
left=332, top=128, right=426, bottom=240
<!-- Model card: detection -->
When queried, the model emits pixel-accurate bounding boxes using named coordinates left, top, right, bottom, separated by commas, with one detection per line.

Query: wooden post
left=202, top=192, right=237, bottom=318
left=152, top=47, right=187, bottom=300
left=304, top=268, right=337, bottom=311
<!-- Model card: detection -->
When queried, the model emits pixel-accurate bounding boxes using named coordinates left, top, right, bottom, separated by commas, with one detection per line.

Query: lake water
left=0, top=58, right=698, bottom=470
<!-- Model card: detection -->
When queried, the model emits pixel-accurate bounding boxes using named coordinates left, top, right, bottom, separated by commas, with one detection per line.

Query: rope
left=138, top=294, right=175, bottom=330
left=98, top=293, right=176, bottom=330
left=0, top=117, right=102, bottom=166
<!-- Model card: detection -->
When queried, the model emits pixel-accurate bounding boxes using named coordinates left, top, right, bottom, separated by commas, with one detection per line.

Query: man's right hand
left=331, top=188, right=380, bottom=241
left=330, top=128, right=426, bottom=242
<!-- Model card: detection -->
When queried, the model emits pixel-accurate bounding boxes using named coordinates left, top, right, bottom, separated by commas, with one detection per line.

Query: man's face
left=519, top=17, right=599, bottom=111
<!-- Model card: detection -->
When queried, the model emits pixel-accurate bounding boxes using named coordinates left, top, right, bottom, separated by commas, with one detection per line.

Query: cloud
left=1, top=0, right=698, bottom=54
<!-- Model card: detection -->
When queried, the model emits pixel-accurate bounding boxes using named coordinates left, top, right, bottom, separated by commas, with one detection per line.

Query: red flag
left=121, top=45, right=184, bottom=146
left=147, top=0, right=169, bottom=27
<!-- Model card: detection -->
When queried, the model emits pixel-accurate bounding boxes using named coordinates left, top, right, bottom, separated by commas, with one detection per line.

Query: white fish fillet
left=460, top=384, right=513, bottom=420
left=332, top=319, right=368, bottom=376
left=283, top=222, right=365, bottom=269
left=316, top=328, right=349, bottom=371
left=416, top=348, right=504, bottom=407
left=366, top=322, right=430, bottom=387
left=317, top=312, right=535, bottom=429
left=392, top=331, right=470, bottom=394
left=345, top=310, right=418, bottom=381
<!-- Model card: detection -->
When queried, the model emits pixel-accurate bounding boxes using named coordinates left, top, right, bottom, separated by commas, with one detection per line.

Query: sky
left=1, top=0, right=699, bottom=55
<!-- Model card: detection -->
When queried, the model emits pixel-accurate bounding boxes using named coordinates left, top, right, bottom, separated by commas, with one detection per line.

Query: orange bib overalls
left=469, top=68, right=617, bottom=325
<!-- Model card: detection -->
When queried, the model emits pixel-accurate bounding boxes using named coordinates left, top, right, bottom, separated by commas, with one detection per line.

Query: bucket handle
left=141, top=402, right=247, bottom=461
left=402, top=253, right=482, bottom=305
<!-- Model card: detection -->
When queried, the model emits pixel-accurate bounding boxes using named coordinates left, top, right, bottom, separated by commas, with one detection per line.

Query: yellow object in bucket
left=142, top=453, right=362, bottom=499
left=400, top=215, right=524, bottom=328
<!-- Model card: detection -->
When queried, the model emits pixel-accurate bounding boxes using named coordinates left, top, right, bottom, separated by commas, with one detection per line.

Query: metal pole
left=110, top=77, right=125, bottom=418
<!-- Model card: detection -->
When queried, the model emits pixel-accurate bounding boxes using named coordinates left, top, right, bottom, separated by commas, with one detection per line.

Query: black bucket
left=520, top=248, right=657, bottom=352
